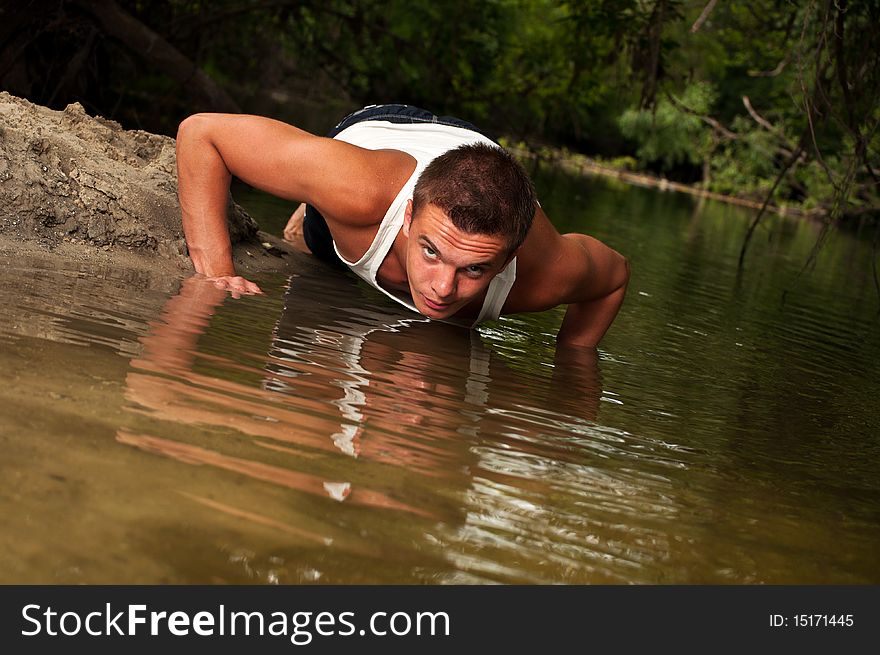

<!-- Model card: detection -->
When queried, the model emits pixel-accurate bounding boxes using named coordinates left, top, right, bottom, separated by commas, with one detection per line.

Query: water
left=1, top=170, right=878, bottom=583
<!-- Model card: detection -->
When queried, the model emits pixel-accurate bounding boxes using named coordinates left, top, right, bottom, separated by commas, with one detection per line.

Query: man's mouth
left=422, top=295, right=451, bottom=312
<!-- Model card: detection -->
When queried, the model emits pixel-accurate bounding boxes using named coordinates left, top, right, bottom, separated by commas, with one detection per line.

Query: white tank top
left=330, top=120, right=517, bottom=327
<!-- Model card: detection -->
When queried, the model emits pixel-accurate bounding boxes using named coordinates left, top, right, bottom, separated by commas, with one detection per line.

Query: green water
left=1, top=169, right=878, bottom=583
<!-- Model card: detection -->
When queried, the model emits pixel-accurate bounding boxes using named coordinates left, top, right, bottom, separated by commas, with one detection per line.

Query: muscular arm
left=511, top=207, right=629, bottom=348
left=555, top=233, right=629, bottom=348
left=175, top=113, right=413, bottom=290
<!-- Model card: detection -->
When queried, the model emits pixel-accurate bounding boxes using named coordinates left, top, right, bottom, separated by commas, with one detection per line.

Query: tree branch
left=748, top=56, right=789, bottom=77
left=796, top=1, right=838, bottom=189
left=71, top=0, right=240, bottom=113
left=741, top=95, right=800, bottom=158
left=738, top=144, right=804, bottom=269
left=666, top=91, right=737, bottom=140
left=747, top=10, right=797, bottom=76
left=741, top=95, right=776, bottom=132
left=47, top=25, right=97, bottom=106
left=170, top=0, right=303, bottom=35
left=690, top=0, right=718, bottom=33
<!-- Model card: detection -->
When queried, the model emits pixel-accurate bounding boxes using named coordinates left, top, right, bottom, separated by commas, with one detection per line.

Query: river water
left=1, top=168, right=878, bottom=583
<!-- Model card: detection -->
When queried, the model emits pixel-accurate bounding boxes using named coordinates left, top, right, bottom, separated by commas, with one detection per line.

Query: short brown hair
left=412, top=143, right=536, bottom=252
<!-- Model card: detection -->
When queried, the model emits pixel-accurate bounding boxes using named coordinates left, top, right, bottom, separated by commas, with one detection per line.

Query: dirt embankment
left=0, top=92, right=294, bottom=275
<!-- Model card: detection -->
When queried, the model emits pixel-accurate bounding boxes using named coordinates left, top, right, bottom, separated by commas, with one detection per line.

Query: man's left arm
left=555, top=233, right=630, bottom=348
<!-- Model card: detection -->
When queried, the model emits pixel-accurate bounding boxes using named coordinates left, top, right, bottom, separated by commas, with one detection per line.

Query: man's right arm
left=175, top=113, right=410, bottom=292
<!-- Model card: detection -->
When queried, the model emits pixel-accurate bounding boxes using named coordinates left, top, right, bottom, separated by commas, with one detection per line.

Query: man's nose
left=432, top=267, right=456, bottom=299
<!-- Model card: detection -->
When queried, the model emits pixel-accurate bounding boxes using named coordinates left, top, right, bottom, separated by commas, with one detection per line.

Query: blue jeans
left=302, top=104, right=490, bottom=267
left=325, top=103, right=489, bottom=138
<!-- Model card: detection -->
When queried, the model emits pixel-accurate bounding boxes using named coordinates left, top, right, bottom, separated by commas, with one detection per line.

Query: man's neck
left=374, top=226, right=410, bottom=292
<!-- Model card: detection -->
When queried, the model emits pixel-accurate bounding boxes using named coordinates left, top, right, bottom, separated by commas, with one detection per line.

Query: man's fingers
left=207, top=275, right=263, bottom=296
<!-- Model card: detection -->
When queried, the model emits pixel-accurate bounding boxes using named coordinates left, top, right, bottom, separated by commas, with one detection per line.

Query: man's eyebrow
left=419, top=235, right=440, bottom=255
left=422, top=236, right=469, bottom=263
left=418, top=235, right=493, bottom=268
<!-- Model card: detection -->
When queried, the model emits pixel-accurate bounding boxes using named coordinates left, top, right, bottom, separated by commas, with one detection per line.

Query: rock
left=262, top=242, right=287, bottom=258
left=0, top=92, right=259, bottom=263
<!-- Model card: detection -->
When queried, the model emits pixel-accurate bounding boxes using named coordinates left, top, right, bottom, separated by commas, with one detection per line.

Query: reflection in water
left=3, top=173, right=879, bottom=583
left=118, top=274, right=633, bottom=582
left=121, top=279, right=445, bottom=514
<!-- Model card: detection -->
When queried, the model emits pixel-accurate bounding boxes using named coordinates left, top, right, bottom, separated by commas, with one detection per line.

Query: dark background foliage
left=2, top=0, right=878, bottom=220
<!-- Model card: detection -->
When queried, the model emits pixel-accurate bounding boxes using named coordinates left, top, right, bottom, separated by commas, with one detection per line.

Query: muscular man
left=176, top=104, right=629, bottom=348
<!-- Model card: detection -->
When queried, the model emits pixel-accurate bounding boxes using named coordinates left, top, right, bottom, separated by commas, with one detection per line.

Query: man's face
left=403, top=200, right=513, bottom=320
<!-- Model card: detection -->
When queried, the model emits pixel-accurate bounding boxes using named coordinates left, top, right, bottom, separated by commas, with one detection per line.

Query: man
left=176, top=104, right=629, bottom=348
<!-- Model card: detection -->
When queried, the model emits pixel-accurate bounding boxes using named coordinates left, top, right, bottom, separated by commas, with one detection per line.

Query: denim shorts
left=302, top=104, right=491, bottom=267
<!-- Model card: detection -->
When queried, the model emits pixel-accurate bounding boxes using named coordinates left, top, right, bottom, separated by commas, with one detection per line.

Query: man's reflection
left=119, top=274, right=603, bottom=537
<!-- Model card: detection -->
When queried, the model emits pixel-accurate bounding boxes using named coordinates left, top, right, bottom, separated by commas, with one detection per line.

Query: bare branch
left=71, top=0, right=240, bottom=113
left=170, top=1, right=303, bottom=35
left=690, top=0, right=719, bottom=33
left=738, top=145, right=804, bottom=269
left=742, top=96, right=777, bottom=133
left=666, top=91, right=737, bottom=140
left=48, top=26, right=98, bottom=106
left=741, top=95, right=803, bottom=159
left=748, top=57, right=789, bottom=77
left=639, top=0, right=671, bottom=109
left=795, top=0, right=838, bottom=189
left=747, top=10, right=798, bottom=76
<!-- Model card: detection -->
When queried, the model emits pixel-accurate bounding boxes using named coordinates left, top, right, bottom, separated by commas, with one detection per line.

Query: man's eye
left=423, top=246, right=437, bottom=258
left=466, top=265, right=483, bottom=275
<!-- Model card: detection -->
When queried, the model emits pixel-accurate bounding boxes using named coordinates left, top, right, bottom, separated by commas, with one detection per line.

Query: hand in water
left=204, top=274, right=263, bottom=298
left=551, top=344, right=601, bottom=421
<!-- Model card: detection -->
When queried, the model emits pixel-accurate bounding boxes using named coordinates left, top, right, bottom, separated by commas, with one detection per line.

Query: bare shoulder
left=309, top=144, right=416, bottom=261
left=503, top=207, right=575, bottom=313
left=302, top=141, right=416, bottom=228
left=504, top=206, right=623, bottom=314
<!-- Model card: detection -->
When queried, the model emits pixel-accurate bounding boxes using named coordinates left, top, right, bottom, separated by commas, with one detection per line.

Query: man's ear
left=403, top=199, right=413, bottom=237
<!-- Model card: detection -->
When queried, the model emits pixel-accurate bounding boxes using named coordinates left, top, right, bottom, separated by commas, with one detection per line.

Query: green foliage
left=617, top=82, right=716, bottom=171
left=794, top=160, right=839, bottom=211
left=709, top=116, right=782, bottom=199
left=2, top=0, right=876, bottom=217
left=605, top=156, right=639, bottom=171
